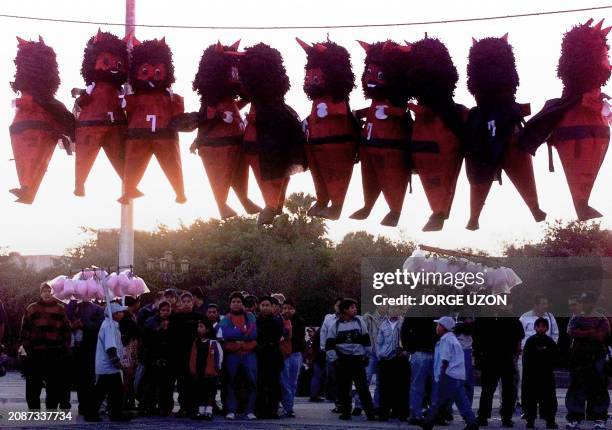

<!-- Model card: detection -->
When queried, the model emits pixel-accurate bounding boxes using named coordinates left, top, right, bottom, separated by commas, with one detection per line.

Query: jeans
left=464, top=348, right=474, bottom=408
left=354, top=353, right=379, bottom=409
left=281, top=352, right=303, bottom=413
left=225, top=352, right=257, bottom=415
left=310, top=360, right=325, bottom=398
left=325, top=358, right=338, bottom=403
left=565, top=351, right=610, bottom=422
left=410, top=351, right=434, bottom=419
left=425, top=374, right=477, bottom=426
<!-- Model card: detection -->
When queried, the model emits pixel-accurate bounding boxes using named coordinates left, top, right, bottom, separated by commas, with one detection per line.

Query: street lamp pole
left=118, top=0, right=135, bottom=269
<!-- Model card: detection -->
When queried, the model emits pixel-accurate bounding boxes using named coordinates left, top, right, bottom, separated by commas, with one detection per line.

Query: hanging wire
left=0, top=5, right=610, bottom=30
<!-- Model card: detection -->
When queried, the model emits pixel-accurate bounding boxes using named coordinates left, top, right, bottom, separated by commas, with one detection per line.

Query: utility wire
left=0, top=5, right=610, bottom=30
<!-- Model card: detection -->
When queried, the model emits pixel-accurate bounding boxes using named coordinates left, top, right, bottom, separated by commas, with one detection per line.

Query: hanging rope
left=0, top=5, right=610, bottom=30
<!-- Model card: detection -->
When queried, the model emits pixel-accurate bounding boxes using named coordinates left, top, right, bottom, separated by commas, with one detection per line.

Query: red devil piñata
left=350, top=41, right=412, bottom=227
left=239, top=43, right=307, bottom=225
left=119, top=38, right=186, bottom=204
left=9, top=36, right=74, bottom=204
left=298, top=37, right=358, bottom=220
left=406, top=37, right=466, bottom=231
left=464, top=34, right=546, bottom=230
left=520, top=19, right=611, bottom=220
left=73, top=29, right=129, bottom=197
left=188, top=40, right=261, bottom=218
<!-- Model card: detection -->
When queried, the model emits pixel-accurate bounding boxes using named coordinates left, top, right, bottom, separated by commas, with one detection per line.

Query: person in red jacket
left=238, top=43, right=307, bottom=225
left=520, top=19, right=611, bottom=221
left=464, top=34, right=546, bottom=230
left=350, top=40, right=412, bottom=227
left=298, top=38, right=359, bottom=220
left=72, top=30, right=129, bottom=197
left=406, top=37, right=467, bottom=231
left=177, top=40, right=261, bottom=218
left=9, top=36, right=74, bottom=204
left=119, top=38, right=186, bottom=204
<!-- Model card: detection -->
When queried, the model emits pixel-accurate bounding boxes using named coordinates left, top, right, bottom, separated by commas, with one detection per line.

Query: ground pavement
left=0, top=372, right=610, bottom=429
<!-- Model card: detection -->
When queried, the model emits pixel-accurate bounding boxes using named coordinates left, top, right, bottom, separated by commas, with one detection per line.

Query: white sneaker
left=566, top=421, right=579, bottom=430
left=594, top=421, right=606, bottom=430
left=246, top=413, right=257, bottom=420
left=226, top=413, right=235, bottom=420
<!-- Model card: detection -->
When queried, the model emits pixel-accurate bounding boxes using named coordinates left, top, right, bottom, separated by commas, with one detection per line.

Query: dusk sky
left=1, top=0, right=611, bottom=256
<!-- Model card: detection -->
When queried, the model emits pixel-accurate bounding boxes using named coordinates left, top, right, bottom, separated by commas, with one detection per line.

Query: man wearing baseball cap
left=420, top=316, right=478, bottom=430
left=85, top=302, right=130, bottom=422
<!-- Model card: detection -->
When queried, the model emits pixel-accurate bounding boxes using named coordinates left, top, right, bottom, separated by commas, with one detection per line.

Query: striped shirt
left=20, top=300, right=71, bottom=352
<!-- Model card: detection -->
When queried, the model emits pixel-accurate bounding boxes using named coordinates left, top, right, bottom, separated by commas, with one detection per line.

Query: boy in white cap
left=420, top=316, right=478, bottom=430
left=85, top=302, right=131, bottom=422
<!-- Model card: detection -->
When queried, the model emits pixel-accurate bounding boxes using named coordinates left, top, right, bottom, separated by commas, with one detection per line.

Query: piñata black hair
left=129, top=38, right=175, bottom=91
left=406, top=37, right=458, bottom=105
left=193, top=43, right=241, bottom=106
left=239, top=43, right=290, bottom=103
left=11, top=38, right=60, bottom=100
left=81, top=31, right=128, bottom=87
left=467, top=36, right=519, bottom=105
left=558, top=21, right=610, bottom=95
left=303, top=41, right=355, bottom=101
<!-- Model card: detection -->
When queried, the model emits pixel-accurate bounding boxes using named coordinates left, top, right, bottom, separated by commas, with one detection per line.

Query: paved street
left=0, top=372, right=609, bottom=429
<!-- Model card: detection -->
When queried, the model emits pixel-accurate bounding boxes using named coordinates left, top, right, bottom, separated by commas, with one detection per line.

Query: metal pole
left=118, top=0, right=135, bottom=268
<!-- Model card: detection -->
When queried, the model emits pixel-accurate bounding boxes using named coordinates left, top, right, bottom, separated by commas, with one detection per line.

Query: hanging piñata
left=118, top=38, right=186, bottom=204
left=298, top=38, right=359, bottom=220
left=406, top=37, right=466, bottom=231
left=350, top=41, right=412, bottom=227
left=173, top=40, right=261, bottom=218
left=520, top=19, right=611, bottom=221
left=9, top=36, right=74, bottom=204
left=238, top=43, right=307, bottom=225
left=464, top=34, right=546, bottom=230
left=73, top=29, right=129, bottom=197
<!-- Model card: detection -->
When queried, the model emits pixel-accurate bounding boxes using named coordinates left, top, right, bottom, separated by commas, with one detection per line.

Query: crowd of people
left=14, top=284, right=612, bottom=429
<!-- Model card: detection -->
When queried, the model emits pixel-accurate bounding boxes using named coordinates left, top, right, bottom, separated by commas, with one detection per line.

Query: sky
left=0, top=0, right=611, bottom=256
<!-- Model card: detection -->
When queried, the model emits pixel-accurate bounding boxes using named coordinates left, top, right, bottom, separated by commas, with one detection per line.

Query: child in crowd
left=522, top=317, right=558, bottom=429
left=421, top=316, right=478, bottom=430
left=86, top=303, right=131, bottom=422
left=190, top=320, right=223, bottom=420
left=142, top=301, right=174, bottom=416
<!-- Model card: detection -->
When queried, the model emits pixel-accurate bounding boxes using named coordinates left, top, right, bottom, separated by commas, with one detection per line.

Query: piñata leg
left=318, top=142, right=357, bottom=220
left=247, top=154, right=287, bottom=226
left=465, top=158, right=495, bottom=231
left=350, top=146, right=381, bottom=220
left=152, top=139, right=186, bottom=204
left=10, top=129, right=57, bottom=204
left=371, top=147, right=410, bottom=227
left=503, top=138, right=546, bottom=222
left=416, top=150, right=463, bottom=232
left=101, top=127, right=126, bottom=182
left=199, top=146, right=239, bottom=218
left=118, top=139, right=153, bottom=204
left=554, top=138, right=608, bottom=221
left=74, top=128, right=103, bottom=197
left=305, top=145, right=330, bottom=217
left=230, top=152, right=261, bottom=215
